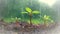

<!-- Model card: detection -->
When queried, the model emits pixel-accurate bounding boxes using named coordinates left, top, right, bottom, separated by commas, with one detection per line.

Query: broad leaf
left=32, top=11, right=40, bottom=14
left=21, top=12, right=28, bottom=14
left=25, top=7, right=32, bottom=13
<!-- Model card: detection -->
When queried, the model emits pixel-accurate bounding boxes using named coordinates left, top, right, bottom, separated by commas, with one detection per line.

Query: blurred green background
left=0, top=0, right=57, bottom=24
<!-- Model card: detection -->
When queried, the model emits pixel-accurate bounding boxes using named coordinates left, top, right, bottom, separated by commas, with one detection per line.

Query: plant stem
left=44, top=20, right=48, bottom=27
left=29, top=12, right=32, bottom=25
left=30, top=15, right=32, bottom=25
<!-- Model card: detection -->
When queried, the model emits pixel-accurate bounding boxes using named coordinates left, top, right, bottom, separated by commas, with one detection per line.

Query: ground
left=0, top=22, right=60, bottom=34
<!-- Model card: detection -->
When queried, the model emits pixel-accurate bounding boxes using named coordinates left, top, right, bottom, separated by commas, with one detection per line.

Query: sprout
left=21, top=7, right=40, bottom=25
left=43, top=15, right=54, bottom=26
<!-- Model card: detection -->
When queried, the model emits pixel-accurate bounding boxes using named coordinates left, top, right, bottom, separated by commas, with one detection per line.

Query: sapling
left=21, top=7, right=40, bottom=25
left=15, top=17, right=21, bottom=27
left=9, top=17, right=22, bottom=30
left=43, top=15, right=54, bottom=26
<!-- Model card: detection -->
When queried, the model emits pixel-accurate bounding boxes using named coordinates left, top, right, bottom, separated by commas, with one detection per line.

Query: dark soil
left=0, top=21, right=56, bottom=32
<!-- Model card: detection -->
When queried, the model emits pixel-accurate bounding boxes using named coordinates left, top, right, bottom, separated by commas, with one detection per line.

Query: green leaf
left=21, top=12, right=28, bottom=14
left=44, top=15, right=50, bottom=20
left=25, top=7, right=32, bottom=13
left=32, top=11, right=40, bottom=14
left=15, top=17, right=18, bottom=20
left=18, top=18, right=21, bottom=20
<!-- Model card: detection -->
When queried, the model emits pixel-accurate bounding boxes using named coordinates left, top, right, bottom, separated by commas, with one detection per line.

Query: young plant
left=15, top=17, right=21, bottom=27
left=21, top=7, right=40, bottom=25
left=11, top=17, right=21, bottom=27
left=43, top=15, right=54, bottom=26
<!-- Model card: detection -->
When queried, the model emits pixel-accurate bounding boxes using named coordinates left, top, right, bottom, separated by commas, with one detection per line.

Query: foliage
left=0, top=0, right=56, bottom=22
left=42, top=15, right=54, bottom=26
left=0, top=0, right=55, bottom=25
left=4, top=17, right=21, bottom=23
left=21, top=7, right=40, bottom=24
left=43, top=15, right=54, bottom=22
left=26, top=7, right=32, bottom=13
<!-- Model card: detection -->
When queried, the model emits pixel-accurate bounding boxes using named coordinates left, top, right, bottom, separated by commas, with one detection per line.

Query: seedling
left=21, top=7, right=40, bottom=25
left=43, top=15, right=54, bottom=26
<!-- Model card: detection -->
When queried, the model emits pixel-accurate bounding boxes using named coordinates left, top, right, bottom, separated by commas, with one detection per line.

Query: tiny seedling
left=43, top=15, right=54, bottom=26
left=21, top=7, right=40, bottom=25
